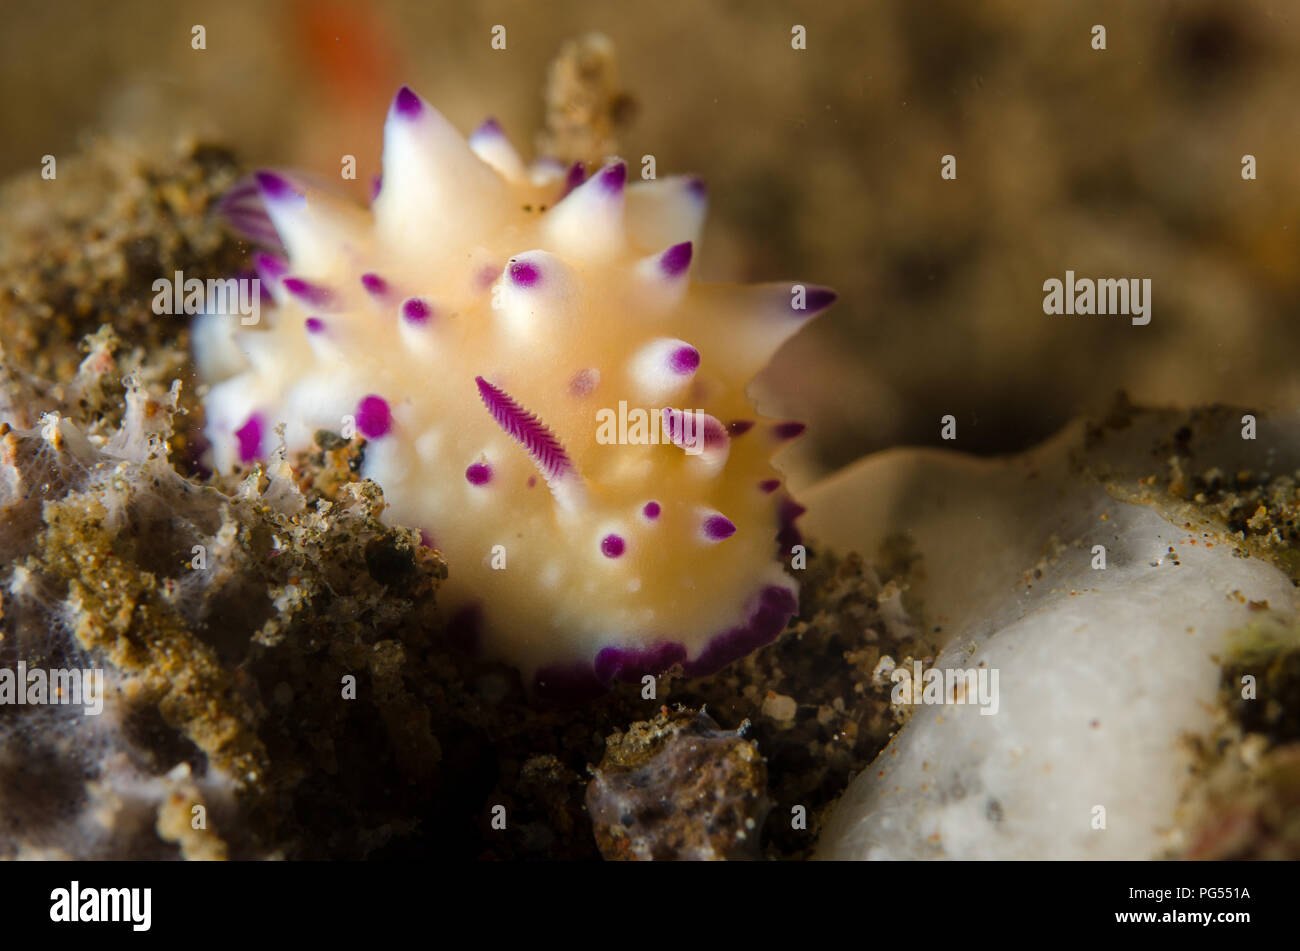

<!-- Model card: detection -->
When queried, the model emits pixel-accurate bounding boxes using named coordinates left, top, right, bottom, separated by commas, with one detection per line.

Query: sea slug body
left=197, top=85, right=835, bottom=695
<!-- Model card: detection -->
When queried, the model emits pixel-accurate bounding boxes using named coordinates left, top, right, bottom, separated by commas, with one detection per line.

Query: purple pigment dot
left=704, top=515, right=736, bottom=541
left=361, top=273, right=388, bottom=296
left=686, top=177, right=708, bottom=200
left=369, top=174, right=383, bottom=202
left=774, top=421, right=807, bottom=440
left=304, top=317, right=325, bottom=334
left=402, top=297, right=433, bottom=324
left=356, top=395, right=392, bottom=439
left=465, top=463, right=492, bottom=485
left=527, top=476, right=537, bottom=488
left=669, top=345, right=700, bottom=375
left=563, top=162, right=586, bottom=196
left=234, top=413, right=263, bottom=464
left=508, top=260, right=540, bottom=287
left=727, top=420, right=755, bottom=437
left=642, top=501, right=661, bottom=520
left=419, top=529, right=437, bottom=549
left=601, top=534, right=626, bottom=558
left=792, top=287, right=837, bottom=315
left=598, top=162, right=627, bottom=193
left=393, top=85, right=423, bottom=119
left=758, top=479, right=781, bottom=494
left=660, top=241, right=693, bottom=277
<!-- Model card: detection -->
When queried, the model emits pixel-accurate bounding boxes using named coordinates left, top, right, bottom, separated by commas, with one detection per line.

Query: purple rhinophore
left=642, top=501, right=661, bottom=520
left=773, top=421, right=807, bottom=440
left=703, top=514, right=737, bottom=541
left=465, top=462, right=492, bottom=486
left=402, top=297, right=433, bottom=325
left=255, top=171, right=298, bottom=202
left=508, top=259, right=540, bottom=287
left=598, top=161, right=627, bottom=194
left=660, top=241, right=693, bottom=278
left=356, top=395, right=392, bottom=439
left=600, top=534, right=626, bottom=558
left=361, top=272, right=389, bottom=297
left=475, top=377, right=575, bottom=484
left=668, top=345, right=700, bottom=375
left=304, top=317, right=325, bottom=334
left=282, top=277, right=334, bottom=308
left=758, top=478, right=781, bottom=494
left=393, top=85, right=423, bottom=119
left=727, top=420, right=754, bottom=437
left=680, top=585, right=797, bottom=679
left=234, top=413, right=263, bottom=464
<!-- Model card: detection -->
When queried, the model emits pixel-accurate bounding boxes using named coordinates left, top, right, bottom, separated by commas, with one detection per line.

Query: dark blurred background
left=3, top=0, right=1299, bottom=484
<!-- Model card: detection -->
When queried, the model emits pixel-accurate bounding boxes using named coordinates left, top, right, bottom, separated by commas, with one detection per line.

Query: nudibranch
left=197, top=85, right=834, bottom=695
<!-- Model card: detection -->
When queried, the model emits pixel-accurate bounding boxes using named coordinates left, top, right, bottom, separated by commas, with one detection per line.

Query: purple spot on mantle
left=361, top=273, right=389, bottom=297
left=402, top=297, right=433, bottom=325
left=254, top=252, right=288, bottom=280
left=791, top=286, right=837, bottom=315
left=369, top=174, right=383, bottom=202
left=600, top=534, right=626, bottom=558
left=669, top=345, right=700, bottom=375
left=777, top=496, right=807, bottom=553
left=773, top=421, right=806, bottom=441
left=642, top=501, right=661, bottom=520
left=660, top=241, right=693, bottom=277
left=508, top=260, right=540, bottom=287
left=465, top=463, right=492, bottom=485
left=393, top=85, right=423, bottom=119
left=703, top=514, right=736, bottom=541
left=356, top=395, right=392, bottom=439
left=235, top=413, right=263, bottom=464
left=727, top=420, right=754, bottom=437
left=758, top=479, right=781, bottom=494
left=570, top=368, right=599, bottom=396
left=304, top=317, right=325, bottom=334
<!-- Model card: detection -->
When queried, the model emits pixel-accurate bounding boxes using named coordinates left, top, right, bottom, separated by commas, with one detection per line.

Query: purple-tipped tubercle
left=642, top=501, right=661, bottom=520
left=727, top=420, right=754, bottom=437
left=703, top=514, right=737, bottom=541
left=668, top=345, right=700, bottom=375
left=792, top=286, right=837, bottom=316
left=773, top=421, right=807, bottom=441
left=255, top=171, right=298, bottom=202
left=356, top=395, right=392, bottom=439
left=283, top=277, right=334, bottom=308
left=600, top=534, right=626, bottom=558
left=465, top=462, right=492, bottom=486
left=598, top=161, right=626, bottom=193
left=304, top=317, right=325, bottom=334
left=563, top=162, right=586, bottom=197
left=402, top=297, right=433, bottom=325
left=660, top=241, right=693, bottom=277
left=473, top=117, right=504, bottom=139
left=361, top=272, right=389, bottom=297
left=508, top=259, right=540, bottom=287
left=393, top=85, right=423, bottom=119
left=235, top=413, right=263, bottom=464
